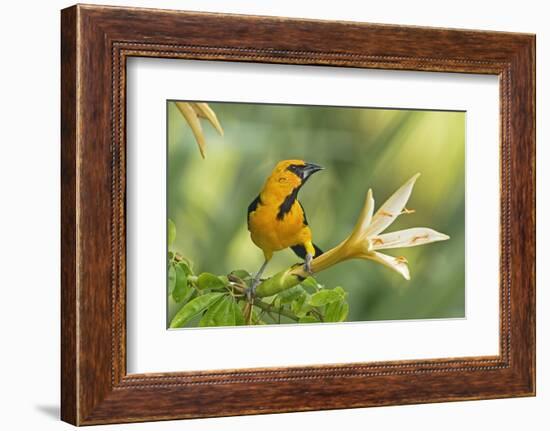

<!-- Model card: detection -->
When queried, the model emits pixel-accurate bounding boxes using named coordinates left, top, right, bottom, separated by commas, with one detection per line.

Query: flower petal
left=369, top=227, right=450, bottom=251
left=366, top=173, right=420, bottom=237
left=175, top=102, right=206, bottom=159
left=349, top=189, right=374, bottom=243
left=362, top=252, right=410, bottom=280
left=191, top=102, right=224, bottom=136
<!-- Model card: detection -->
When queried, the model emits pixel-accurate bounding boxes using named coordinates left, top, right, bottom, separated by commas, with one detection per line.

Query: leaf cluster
left=168, top=220, right=349, bottom=328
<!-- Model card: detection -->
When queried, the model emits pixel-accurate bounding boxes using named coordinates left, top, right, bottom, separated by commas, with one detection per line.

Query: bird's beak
left=301, top=162, right=324, bottom=181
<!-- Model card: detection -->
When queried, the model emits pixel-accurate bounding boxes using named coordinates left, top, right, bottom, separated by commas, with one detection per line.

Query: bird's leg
left=304, top=253, right=314, bottom=275
left=246, top=260, right=269, bottom=303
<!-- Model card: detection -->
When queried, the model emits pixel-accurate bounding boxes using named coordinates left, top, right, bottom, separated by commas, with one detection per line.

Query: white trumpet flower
left=308, top=173, right=450, bottom=280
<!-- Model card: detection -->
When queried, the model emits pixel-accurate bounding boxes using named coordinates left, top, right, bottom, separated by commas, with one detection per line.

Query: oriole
left=246, top=159, right=324, bottom=299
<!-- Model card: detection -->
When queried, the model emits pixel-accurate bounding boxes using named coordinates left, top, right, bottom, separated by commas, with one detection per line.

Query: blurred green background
left=168, top=101, right=465, bottom=322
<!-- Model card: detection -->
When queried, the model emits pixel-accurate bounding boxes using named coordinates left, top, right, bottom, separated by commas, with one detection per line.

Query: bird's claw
left=304, top=253, right=314, bottom=275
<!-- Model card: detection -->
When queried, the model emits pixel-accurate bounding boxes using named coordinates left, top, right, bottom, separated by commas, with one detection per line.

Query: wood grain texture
left=60, top=4, right=535, bottom=425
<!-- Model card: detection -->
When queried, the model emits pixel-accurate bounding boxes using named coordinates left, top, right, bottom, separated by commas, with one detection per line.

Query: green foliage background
left=168, top=101, right=465, bottom=324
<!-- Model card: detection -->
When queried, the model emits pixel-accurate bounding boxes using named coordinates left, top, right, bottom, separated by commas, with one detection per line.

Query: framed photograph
left=61, top=4, right=535, bottom=425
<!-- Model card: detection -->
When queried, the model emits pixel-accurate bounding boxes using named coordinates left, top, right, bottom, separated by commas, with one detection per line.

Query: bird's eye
left=279, top=177, right=287, bottom=183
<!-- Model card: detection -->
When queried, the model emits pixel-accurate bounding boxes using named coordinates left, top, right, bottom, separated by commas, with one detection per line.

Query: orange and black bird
left=246, top=160, right=324, bottom=299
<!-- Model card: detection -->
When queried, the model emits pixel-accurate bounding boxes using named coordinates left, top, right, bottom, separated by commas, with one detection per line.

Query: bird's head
left=261, top=159, right=324, bottom=199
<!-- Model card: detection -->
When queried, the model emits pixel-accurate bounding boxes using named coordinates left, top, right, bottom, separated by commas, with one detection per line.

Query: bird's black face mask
left=287, top=162, right=324, bottom=183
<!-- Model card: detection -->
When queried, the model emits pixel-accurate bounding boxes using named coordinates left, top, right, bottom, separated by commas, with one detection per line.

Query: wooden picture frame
left=61, top=4, right=535, bottom=425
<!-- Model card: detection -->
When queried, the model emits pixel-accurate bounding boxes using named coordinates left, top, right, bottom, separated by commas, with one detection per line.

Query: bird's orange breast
left=248, top=200, right=312, bottom=255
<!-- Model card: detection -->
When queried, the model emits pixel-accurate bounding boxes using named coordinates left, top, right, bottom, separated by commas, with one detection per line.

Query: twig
left=243, top=302, right=253, bottom=325
left=253, top=299, right=300, bottom=322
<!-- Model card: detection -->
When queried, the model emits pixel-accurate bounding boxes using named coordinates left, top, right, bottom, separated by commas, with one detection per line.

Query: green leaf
left=333, top=286, right=347, bottom=298
left=276, top=286, right=306, bottom=304
left=172, top=264, right=190, bottom=302
left=230, top=269, right=251, bottom=280
left=325, top=301, right=349, bottom=323
left=299, top=315, right=319, bottom=324
left=232, top=301, right=245, bottom=326
left=169, top=292, right=224, bottom=328
left=250, top=307, right=264, bottom=325
left=308, top=288, right=344, bottom=307
left=199, top=296, right=242, bottom=327
left=300, top=276, right=320, bottom=291
left=197, top=273, right=226, bottom=290
left=168, top=264, right=176, bottom=294
left=291, top=294, right=312, bottom=318
left=178, top=260, right=192, bottom=276
left=168, top=219, right=177, bottom=246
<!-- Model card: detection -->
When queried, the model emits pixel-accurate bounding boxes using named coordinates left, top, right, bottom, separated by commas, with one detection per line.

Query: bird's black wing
left=290, top=200, right=322, bottom=259
left=247, top=195, right=262, bottom=230
left=298, top=201, right=308, bottom=225
left=291, top=243, right=324, bottom=260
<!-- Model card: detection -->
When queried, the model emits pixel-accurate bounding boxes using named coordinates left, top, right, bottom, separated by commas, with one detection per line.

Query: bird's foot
left=304, top=253, right=314, bottom=276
